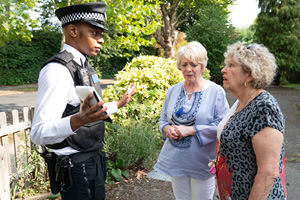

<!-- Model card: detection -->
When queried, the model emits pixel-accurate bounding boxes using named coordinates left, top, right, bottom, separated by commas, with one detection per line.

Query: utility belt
left=36, top=145, right=100, bottom=194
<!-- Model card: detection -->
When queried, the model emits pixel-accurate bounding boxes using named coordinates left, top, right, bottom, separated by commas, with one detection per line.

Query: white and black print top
left=217, top=91, right=286, bottom=200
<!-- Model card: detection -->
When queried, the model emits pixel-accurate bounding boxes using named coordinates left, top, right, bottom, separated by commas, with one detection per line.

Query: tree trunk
left=154, top=0, right=201, bottom=59
left=154, top=4, right=177, bottom=59
left=155, top=26, right=175, bottom=58
left=164, top=43, right=175, bottom=58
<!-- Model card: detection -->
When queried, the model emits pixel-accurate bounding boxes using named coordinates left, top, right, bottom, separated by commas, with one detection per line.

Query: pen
left=127, top=86, right=133, bottom=95
left=127, top=82, right=137, bottom=95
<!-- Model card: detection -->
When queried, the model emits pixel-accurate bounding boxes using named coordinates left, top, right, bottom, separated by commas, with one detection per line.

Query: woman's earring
left=244, top=82, right=248, bottom=87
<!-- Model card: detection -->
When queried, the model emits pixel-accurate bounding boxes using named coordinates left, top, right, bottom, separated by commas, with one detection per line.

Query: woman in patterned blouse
left=154, top=41, right=229, bottom=200
left=215, top=42, right=287, bottom=200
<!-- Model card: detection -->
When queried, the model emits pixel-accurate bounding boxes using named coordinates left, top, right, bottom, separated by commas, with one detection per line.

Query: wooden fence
left=210, top=74, right=223, bottom=85
left=0, top=107, right=34, bottom=200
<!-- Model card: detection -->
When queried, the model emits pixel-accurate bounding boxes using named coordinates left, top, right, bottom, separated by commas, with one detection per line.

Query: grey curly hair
left=224, top=41, right=277, bottom=89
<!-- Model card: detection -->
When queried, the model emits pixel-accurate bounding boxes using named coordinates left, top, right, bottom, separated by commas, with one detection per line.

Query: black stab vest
left=43, top=50, right=106, bottom=152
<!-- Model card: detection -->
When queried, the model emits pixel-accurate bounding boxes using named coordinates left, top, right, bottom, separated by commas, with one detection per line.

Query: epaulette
left=43, top=50, right=74, bottom=67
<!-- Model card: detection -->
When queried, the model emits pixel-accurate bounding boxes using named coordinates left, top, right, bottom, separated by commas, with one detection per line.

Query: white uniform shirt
left=30, top=44, right=117, bottom=155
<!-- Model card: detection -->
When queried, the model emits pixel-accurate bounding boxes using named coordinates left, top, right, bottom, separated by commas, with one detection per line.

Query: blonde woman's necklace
left=184, top=81, right=203, bottom=95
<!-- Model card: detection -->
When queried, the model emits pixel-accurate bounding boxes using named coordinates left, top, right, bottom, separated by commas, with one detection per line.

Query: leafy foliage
left=254, top=0, right=300, bottom=81
left=185, top=4, right=238, bottom=75
left=0, top=30, right=61, bottom=85
left=36, top=0, right=61, bottom=31
left=89, top=35, right=157, bottom=79
left=0, top=0, right=39, bottom=46
left=236, top=26, right=256, bottom=44
left=104, top=0, right=161, bottom=52
left=106, top=158, right=130, bottom=182
left=104, top=118, right=163, bottom=171
left=103, top=55, right=210, bottom=124
left=153, top=0, right=234, bottom=58
left=10, top=133, right=49, bottom=199
left=103, top=55, right=210, bottom=171
left=177, top=0, right=234, bottom=32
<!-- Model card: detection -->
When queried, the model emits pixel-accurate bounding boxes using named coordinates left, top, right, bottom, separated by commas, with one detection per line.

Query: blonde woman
left=154, top=41, right=229, bottom=200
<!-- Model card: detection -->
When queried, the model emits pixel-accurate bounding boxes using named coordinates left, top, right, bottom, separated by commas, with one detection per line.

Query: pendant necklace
left=235, top=89, right=258, bottom=113
left=184, top=81, right=203, bottom=95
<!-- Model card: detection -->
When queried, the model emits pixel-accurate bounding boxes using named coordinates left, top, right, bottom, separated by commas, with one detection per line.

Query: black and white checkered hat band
left=61, top=12, right=105, bottom=26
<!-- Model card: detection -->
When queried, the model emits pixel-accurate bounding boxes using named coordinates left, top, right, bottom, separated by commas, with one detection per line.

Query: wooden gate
left=0, top=107, right=34, bottom=200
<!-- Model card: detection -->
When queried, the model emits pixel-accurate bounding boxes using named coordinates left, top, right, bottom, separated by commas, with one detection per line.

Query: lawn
left=281, top=83, right=300, bottom=89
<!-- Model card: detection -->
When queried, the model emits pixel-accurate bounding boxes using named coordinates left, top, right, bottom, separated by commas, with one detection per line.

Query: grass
left=280, top=83, right=300, bottom=89
left=15, top=87, right=38, bottom=92
left=286, top=153, right=300, bottom=163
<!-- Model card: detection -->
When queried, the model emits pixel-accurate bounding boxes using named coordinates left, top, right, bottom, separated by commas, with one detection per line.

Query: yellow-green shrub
left=103, top=55, right=210, bottom=171
left=103, top=55, right=210, bottom=125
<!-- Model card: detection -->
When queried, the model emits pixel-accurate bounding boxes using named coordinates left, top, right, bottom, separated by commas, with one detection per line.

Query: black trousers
left=60, top=152, right=107, bottom=200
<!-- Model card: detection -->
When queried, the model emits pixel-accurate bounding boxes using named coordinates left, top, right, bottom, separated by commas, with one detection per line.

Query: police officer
left=30, top=2, right=135, bottom=200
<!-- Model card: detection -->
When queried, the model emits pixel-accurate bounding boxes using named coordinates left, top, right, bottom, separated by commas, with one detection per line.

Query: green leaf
left=106, top=160, right=115, bottom=170
left=116, top=158, right=125, bottom=168
left=122, top=170, right=130, bottom=178
left=111, top=168, right=122, bottom=182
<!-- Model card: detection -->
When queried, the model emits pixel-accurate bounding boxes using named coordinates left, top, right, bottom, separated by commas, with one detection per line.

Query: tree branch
left=155, top=27, right=166, bottom=47
left=169, top=0, right=182, bottom=15
left=161, top=5, right=172, bottom=42
left=176, top=3, right=202, bottom=28
left=176, top=0, right=194, bottom=20
left=51, top=0, right=56, bottom=9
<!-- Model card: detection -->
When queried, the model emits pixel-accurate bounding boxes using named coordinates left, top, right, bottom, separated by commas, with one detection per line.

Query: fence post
left=0, top=145, right=11, bottom=200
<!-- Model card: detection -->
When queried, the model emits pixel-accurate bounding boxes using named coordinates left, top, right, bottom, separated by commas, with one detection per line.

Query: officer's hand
left=117, top=83, right=136, bottom=109
left=70, top=93, right=109, bottom=131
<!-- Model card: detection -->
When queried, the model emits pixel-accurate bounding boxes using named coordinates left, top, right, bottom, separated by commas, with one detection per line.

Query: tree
left=0, top=0, right=39, bottom=46
left=236, top=26, right=256, bottom=44
left=40, top=0, right=160, bottom=52
left=185, top=4, right=238, bottom=75
left=105, top=0, right=161, bottom=52
left=153, top=0, right=234, bottom=58
left=255, top=0, right=300, bottom=82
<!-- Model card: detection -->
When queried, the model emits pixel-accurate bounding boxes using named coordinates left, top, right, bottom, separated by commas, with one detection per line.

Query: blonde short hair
left=224, top=41, right=277, bottom=89
left=176, top=41, right=208, bottom=72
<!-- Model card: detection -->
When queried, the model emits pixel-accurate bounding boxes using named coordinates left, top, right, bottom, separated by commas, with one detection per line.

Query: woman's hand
left=173, top=125, right=195, bottom=140
left=163, top=125, right=179, bottom=140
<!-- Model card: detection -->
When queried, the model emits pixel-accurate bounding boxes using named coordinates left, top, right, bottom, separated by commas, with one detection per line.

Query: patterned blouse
left=154, top=81, right=229, bottom=179
left=216, top=91, right=287, bottom=200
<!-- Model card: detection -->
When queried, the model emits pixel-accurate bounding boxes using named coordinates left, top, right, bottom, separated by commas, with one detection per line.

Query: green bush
left=103, top=55, right=210, bottom=125
left=185, top=4, right=238, bottom=75
left=10, top=134, right=49, bottom=198
left=0, top=30, right=61, bottom=85
left=104, top=118, right=162, bottom=170
left=0, top=29, right=157, bottom=85
left=106, top=158, right=130, bottom=182
left=89, top=35, right=157, bottom=79
left=103, top=55, right=210, bottom=170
